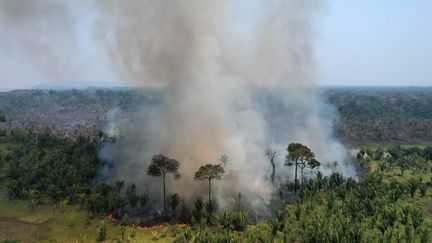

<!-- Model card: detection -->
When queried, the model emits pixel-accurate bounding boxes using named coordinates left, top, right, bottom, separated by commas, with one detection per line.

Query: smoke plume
left=94, top=0, right=355, bottom=213
left=0, top=0, right=354, bottom=213
left=0, top=0, right=77, bottom=80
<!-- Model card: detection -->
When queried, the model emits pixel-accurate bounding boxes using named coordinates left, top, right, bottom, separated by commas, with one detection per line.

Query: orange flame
left=106, top=213, right=187, bottom=231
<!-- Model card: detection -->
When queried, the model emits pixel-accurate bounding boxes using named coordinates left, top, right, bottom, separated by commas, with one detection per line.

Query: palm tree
left=194, top=164, right=225, bottom=203
left=147, top=154, right=181, bottom=212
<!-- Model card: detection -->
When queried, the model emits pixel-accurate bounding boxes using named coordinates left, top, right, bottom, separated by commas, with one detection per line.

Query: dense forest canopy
left=1, top=87, right=431, bottom=144
left=325, top=87, right=432, bottom=143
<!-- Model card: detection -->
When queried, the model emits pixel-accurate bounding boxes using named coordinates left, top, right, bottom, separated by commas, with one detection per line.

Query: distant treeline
left=325, top=87, right=432, bottom=143
left=1, top=87, right=432, bottom=144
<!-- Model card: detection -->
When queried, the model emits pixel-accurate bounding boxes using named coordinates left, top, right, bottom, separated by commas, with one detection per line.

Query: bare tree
left=266, top=148, right=279, bottom=185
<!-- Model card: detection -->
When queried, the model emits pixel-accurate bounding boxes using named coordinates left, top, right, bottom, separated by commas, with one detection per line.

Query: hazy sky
left=0, top=0, right=431, bottom=90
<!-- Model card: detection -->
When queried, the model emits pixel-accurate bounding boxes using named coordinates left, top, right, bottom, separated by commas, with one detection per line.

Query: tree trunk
left=294, top=162, right=298, bottom=192
left=208, top=178, right=212, bottom=204
left=271, top=162, right=275, bottom=185
left=163, top=173, right=166, bottom=212
left=301, top=167, right=304, bottom=188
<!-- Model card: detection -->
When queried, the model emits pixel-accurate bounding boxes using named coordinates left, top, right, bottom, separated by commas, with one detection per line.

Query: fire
left=106, top=213, right=187, bottom=231
left=136, top=224, right=164, bottom=230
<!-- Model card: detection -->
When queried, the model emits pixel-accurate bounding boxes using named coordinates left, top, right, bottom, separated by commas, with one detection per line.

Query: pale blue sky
left=318, top=0, right=432, bottom=86
left=0, top=0, right=431, bottom=90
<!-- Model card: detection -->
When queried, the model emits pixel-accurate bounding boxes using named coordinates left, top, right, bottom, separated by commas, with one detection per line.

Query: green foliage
left=205, top=200, right=216, bottom=216
left=420, top=227, right=430, bottom=243
left=147, top=154, right=181, bottom=212
left=0, top=240, right=19, bottom=243
left=408, top=179, right=419, bottom=198
left=84, top=182, right=127, bottom=215
left=326, top=87, right=432, bottom=143
left=0, top=131, right=102, bottom=201
left=97, top=220, right=107, bottom=242
left=147, top=154, right=181, bottom=179
left=285, top=143, right=320, bottom=191
left=167, top=193, right=180, bottom=212
left=194, top=163, right=225, bottom=203
left=215, top=211, right=249, bottom=231
left=191, top=197, right=206, bottom=224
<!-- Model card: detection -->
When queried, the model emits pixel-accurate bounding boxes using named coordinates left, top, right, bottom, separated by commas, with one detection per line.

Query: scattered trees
left=194, top=164, right=225, bottom=204
left=2, top=127, right=431, bottom=241
left=147, top=154, right=181, bottom=212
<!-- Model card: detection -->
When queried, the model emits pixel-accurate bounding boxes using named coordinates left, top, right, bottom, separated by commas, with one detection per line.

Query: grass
left=0, top=186, right=178, bottom=242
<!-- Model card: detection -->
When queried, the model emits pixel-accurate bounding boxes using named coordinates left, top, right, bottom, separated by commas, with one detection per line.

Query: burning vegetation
left=0, top=0, right=431, bottom=242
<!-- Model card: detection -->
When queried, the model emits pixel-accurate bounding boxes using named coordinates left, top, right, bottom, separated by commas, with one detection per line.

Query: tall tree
left=285, top=143, right=320, bottom=192
left=147, top=154, right=181, bottom=212
left=194, top=164, right=225, bottom=203
left=265, top=148, right=278, bottom=185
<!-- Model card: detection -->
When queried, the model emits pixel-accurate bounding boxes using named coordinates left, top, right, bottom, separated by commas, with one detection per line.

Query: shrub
left=232, top=211, right=249, bottom=231
left=167, top=193, right=181, bottom=213
left=97, top=220, right=107, bottom=242
left=407, top=179, right=419, bottom=198
left=419, top=184, right=427, bottom=197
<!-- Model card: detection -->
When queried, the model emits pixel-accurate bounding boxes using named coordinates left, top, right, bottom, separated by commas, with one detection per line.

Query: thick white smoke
left=94, top=0, right=355, bottom=212
left=0, top=0, right=355, bottom=212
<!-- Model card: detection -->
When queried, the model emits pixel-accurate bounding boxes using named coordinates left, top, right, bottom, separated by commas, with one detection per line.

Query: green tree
left=194, top=164, right=225, bottom=204
left=147, top=154, right=181, bottom=211
left=285, top=143, right=320, bottom=191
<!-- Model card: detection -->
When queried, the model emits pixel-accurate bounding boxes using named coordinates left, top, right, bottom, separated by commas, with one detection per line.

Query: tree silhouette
left=147, top=154, right=181, bottom=212
left=265, top=148, right=278, bottom=185
left=218, top=154, right=230, bottom=167
left=285, top=143, right=320, bottom=192
left=194, top=164, right=225, bottom=203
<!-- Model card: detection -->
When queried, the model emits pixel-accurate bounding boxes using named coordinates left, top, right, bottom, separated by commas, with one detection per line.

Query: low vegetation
left=0, top=128, right=431, bottom=242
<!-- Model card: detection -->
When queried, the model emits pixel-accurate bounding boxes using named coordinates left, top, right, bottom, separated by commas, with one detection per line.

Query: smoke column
left=94, top=0, right=354, bottom=212
left=0, top=0, right=77, bottom=81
